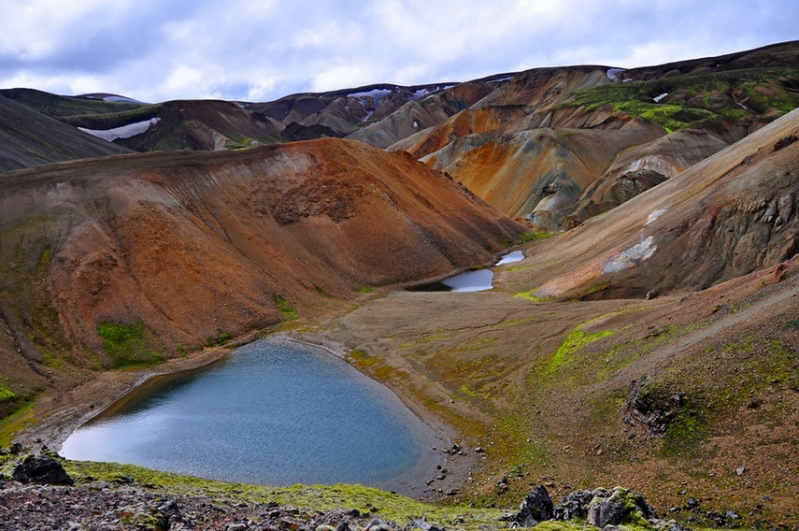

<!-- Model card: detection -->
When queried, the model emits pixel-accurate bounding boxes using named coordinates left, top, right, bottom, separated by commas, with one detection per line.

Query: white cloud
left=0, top=0, right=796, bottom=103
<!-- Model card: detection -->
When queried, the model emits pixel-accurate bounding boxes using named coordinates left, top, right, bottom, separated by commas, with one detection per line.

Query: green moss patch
left=0, top=383, right=16, bottom=404
left=274, top=296, right=298, bottom=321
left=52, top=460, right=506, bottom=531
left=570, top=67, right=799, bottom=130
left=547, top=328, right=613, bottom=375
left=513, top=289, right=556, bottom=303
left=96, top=321, right=163, bottom=370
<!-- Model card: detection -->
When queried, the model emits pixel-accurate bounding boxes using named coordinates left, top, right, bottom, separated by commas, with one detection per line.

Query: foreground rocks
left=0, top=476, right=408, bottom=531
left=513, top=485, right=683, bottom=530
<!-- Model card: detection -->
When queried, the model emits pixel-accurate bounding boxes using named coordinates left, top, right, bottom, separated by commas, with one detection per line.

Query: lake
left=61, top=339, right=442, bottom=494
left=407, top=250, right=525, bottom=292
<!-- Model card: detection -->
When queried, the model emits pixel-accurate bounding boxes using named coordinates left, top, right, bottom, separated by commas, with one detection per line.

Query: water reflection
left=62, top=340, right=441, bottom=494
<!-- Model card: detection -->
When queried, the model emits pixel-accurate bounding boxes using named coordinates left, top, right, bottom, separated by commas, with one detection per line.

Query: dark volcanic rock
left=12, top=455, right=74, bottom=485
left=554, top=489, right=594, bottom=520
left=513, top=484, right=554, bottom=527
left=588, top=500, right=627, bottom=528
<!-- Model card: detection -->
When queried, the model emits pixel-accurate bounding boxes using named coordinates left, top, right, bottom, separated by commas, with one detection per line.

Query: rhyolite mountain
left=2, top=41, right=799, bottom=529
left=4, top=42, right=798, bottom=232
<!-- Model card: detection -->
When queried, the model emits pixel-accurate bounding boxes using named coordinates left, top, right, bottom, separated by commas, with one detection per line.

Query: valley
left=1, top=41, right=799, bottom=530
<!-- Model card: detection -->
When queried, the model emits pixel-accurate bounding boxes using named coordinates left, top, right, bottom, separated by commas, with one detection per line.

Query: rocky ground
left=0, top=451, right=709, bottom=531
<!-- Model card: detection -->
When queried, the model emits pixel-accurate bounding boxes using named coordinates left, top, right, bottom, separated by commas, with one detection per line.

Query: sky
left=0, top=0, right=796, bottom=104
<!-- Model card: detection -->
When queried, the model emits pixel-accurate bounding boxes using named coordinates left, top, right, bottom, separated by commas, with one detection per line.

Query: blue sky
left=0, top=0, right=796, bottom=103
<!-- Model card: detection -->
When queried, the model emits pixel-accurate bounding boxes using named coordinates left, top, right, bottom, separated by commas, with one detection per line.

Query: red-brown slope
left=502, top=108, right=799, bottom=300
left=0, top=139, right=525, bottom=388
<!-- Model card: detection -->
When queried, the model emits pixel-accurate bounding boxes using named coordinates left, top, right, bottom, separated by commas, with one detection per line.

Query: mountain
left=316, top=107, right=799, bottom=525
left=0, top=138, right=524, bottom=418
left=2, top=41, right=799, bottom=529
left=0, top=93, right=133, bottom=171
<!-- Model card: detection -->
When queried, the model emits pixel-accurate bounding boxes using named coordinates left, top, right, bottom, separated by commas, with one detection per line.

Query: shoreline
left=13, top=331, right=476, bottom=503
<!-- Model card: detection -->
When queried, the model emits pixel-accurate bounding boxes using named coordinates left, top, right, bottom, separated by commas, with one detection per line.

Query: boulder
left=588, top=500, right=626, bottom=528
left=513, top=484, right=554, bottom=527
left=554, top=489, right=594, bottom=520
left=12, top=455, right=74, bottom=485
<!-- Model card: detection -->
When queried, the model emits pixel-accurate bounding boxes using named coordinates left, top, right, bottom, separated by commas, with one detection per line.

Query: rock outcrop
left=11, top=455, right=73, bottom=486
left=514, top=486, right=660, bottom=530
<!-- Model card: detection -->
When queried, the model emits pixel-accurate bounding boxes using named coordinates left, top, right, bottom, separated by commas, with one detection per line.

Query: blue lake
left=61, top=339, right=442, bottom=494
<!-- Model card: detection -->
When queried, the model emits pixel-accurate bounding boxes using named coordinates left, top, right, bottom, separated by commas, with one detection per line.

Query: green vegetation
left=0, top=382, right=16, bottom=403
left=784, top=318, right=799, bottom=330
left=273, top=295, right=298, bottom=321
left=224, top=132, right=255, bottom=150
left=570, top=67, right=799, bottom=130
left=513, top=289, right=556, bottom=302
left=59, top=105, right=160, bottom=129
left=96, top=321, right=164, bottom=369
left=354, top=285, right=374, bottom=294
left=0, top=88, right=144, bottom=118
left=547, top=328, right=613, bottom=374
left=207, top=330, right=233, bottom=347
left=36, top=460, right=505, bottom=531
left=0, top=401, right=36, bottom=447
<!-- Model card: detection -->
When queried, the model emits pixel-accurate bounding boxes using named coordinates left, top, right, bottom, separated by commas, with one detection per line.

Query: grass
left=1, top=458, right=508, bottom=531
left=273, top=295, right=298, bottom=321
left=547, top=328, right=613, bottom=375
left=354, top=285, right=374, bottom=294
left=0, top=383, right=16, bottom=404
left=0, top=87, right=144, bottom=118
left=0, top=401, right=36, bottom=447
left=513, top=290, right=556, bottom=303
left=206, top=330, right=233, bottom=347
left=96, top=321, right=164, bottom=370
left=569, top=67, right=799, bottom=130
left=223, top=132, right=255, bottom=150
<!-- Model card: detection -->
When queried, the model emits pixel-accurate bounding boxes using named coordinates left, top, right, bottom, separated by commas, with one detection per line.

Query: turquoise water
left=61, top=340, right=442, bottom=494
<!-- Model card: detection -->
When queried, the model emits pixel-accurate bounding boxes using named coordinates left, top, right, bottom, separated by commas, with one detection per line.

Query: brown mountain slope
left=421, top=119, right=664, bottom=221
left=0, top=139, right=525, bottom=413
left=305, top=108, right=799, bottom=528
left=504, top=107, right=799, bottom=300
left=392, top=43, right=799, bottom=231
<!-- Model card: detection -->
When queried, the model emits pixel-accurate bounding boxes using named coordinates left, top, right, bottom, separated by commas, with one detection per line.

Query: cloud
left=0, top=0, right=796, bottom=103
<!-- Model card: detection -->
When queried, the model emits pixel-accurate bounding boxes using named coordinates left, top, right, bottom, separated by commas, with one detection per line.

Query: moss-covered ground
left=570, top=68, right=799, bottom=131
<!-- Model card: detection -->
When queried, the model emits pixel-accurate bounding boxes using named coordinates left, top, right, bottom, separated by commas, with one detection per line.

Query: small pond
left=61, top=340, right=442, bottom=495
left=408, top=250, right=525, bottom=292
left=496, top=250, right=524, bottom=265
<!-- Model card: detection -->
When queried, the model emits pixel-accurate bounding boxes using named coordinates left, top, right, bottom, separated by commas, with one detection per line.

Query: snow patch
left=348, top=88, right=392, bottom=100
left=413, top=120, right=418, bottom=128
left=79, top=118, right=160, bottom=142
left=606, top=68, right=626, bottom=81
left=653, top=93, right=669, bottom=103
left=489, top=76, right=514, bottom=83
left=602, top=237, right=656, bottom=274
left=646, top=206, right=669, bottom=225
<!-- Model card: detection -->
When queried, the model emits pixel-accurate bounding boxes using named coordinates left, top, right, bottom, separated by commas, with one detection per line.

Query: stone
left=12, top=455, right=74, bottom=485
left=513, top=484, right=554, bottom=527
left=554, top=490, right=594, bottom=520
left=588, top=500, right=626, bottom=528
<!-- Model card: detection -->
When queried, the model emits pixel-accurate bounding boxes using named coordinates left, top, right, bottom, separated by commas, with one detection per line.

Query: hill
left=0, top=94, right=132, bottom=171
left=0, top=138, right=524, bottom=422
left=310, top=107, right=799, bottom=528
left=2, top=41, right=799, bottom=530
